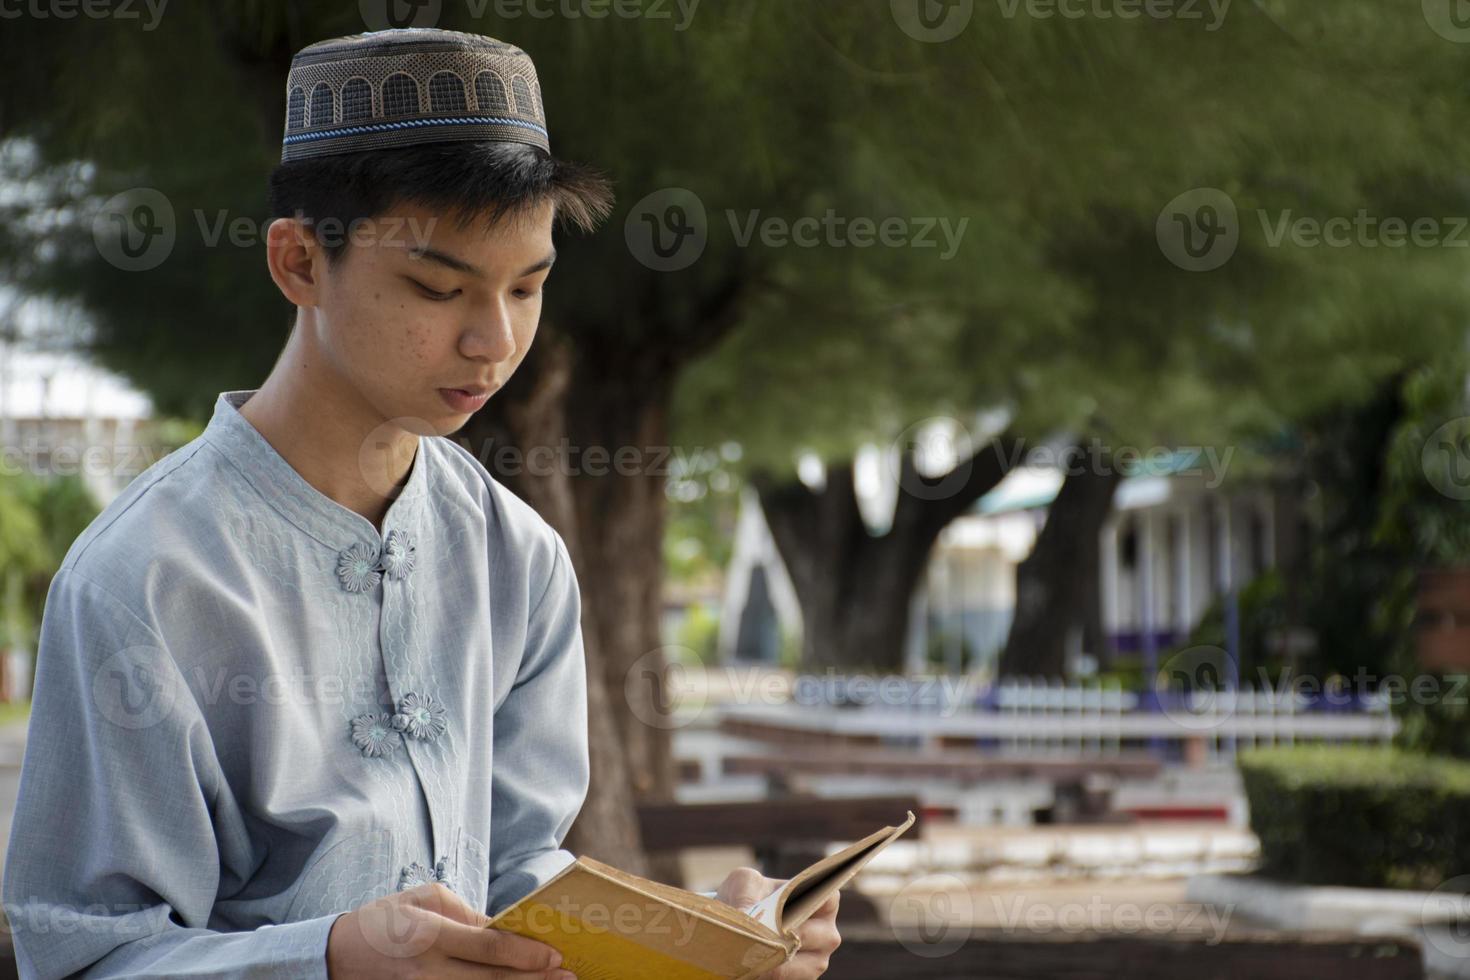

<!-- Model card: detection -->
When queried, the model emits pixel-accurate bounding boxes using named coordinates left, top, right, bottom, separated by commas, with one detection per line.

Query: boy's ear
left=266, top=217, right=325, bottom=308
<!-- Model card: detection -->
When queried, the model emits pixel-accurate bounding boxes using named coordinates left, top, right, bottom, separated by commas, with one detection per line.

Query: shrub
left=1240, top=745, right=1470, bottom=890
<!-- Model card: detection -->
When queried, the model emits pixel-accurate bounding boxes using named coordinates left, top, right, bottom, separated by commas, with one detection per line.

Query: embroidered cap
left=281, top=28, right=549, bottom=163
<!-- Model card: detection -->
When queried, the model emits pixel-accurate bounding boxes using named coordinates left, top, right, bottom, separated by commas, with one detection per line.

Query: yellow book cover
left=486, top=810, right=917, bottom=980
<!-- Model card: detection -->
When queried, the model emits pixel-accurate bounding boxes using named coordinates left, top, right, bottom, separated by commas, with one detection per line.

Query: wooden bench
left=719, top=748, right=1162, bottom=783
left=718, top=717, right=1163, bottom=781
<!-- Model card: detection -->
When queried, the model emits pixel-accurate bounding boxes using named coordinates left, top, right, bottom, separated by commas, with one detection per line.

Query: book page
left=746, top=810, right=917, bottom=933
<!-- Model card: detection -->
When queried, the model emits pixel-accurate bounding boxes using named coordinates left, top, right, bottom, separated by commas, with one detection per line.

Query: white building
left=0, top=343, right=156, bottom=506
left=720, top=449, right=1293, bottom=675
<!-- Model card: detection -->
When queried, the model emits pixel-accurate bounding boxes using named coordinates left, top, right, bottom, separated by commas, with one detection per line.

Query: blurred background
left=3, top=1, right=1470, bottom=977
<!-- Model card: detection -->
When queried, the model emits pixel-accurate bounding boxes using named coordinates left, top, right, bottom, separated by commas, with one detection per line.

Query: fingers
left=433, top=921, right=566, bottom=972
left=403, top=882, right=491, bottom=928
left=716, top=867, right=778, bottom=910
left=814, top=890, right=840, bottom=919
left=798, top=915, right=841, bottom=956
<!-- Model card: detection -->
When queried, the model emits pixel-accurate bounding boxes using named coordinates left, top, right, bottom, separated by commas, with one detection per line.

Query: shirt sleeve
left=484, top=530, right=591, bottom=917
left=1, top=568, right=342, bottom=979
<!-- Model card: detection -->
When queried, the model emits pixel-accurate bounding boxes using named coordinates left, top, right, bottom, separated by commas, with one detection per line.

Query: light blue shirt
left=2, top=389, right=590, bottom=978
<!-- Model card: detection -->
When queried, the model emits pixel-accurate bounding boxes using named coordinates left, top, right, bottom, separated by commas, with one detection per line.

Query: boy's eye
left=513, top=285, right=545, bottom=300
left=409, top=278, right=459, bottom=301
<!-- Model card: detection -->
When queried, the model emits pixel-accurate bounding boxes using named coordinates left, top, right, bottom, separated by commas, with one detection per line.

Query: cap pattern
left=281, top=28, right=549, bottom=162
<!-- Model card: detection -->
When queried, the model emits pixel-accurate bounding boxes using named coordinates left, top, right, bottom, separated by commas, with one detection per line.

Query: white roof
left=0, top=345, right=153, bottom=420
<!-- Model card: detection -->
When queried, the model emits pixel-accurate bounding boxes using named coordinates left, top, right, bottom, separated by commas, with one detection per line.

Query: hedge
left=1239, top=746, right=1470, bottom=890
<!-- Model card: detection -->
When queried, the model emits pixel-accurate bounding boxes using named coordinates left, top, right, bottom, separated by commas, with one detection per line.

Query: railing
left=705, top=671, right=1398, bottom=762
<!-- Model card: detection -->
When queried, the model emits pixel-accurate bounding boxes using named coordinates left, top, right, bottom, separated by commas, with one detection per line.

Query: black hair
left=266, top=140, right=614, bottom=265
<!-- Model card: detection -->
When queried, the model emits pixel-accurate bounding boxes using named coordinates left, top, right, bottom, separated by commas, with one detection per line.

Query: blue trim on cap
left=284, top=115, right=548, bottom=145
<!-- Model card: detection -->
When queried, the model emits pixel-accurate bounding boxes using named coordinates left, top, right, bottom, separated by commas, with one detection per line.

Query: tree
left=10, top=4, right=1470, bottom=876
left=678, top=5, right=1470, bottom=676
left=0, top=0, right=978, bottom=877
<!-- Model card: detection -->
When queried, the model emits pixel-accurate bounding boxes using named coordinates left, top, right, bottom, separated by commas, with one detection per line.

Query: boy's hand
left=715, top=868, right=842, bottom=979
left=327, top=882, right=578, bottom=979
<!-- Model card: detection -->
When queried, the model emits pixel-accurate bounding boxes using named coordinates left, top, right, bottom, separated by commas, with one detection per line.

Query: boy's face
left=300, top=198, right=556, bottom=434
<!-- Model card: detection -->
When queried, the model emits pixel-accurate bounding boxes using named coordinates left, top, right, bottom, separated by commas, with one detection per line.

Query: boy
left=2, top=27, right=840, bottom=979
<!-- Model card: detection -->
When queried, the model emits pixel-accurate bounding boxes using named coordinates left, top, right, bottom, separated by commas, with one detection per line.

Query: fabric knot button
left=398, top=855, right=454, bottom=892
left=381, top=528, right=417, bottom=580
left=349, top=712, right=400, bottom=758
left=391, top=692, right=448, bottom=741
left=336, top=542, right=382, bottom=593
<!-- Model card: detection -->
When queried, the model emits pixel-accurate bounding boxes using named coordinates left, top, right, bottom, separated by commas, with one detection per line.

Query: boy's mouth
left=438, top=387, right=492, bottom=413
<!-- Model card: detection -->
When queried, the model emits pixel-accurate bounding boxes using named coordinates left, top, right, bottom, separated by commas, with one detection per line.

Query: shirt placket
left=337, top=510, right=456, bottom=895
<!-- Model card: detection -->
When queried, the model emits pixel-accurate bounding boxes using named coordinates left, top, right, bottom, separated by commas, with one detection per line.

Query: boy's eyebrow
left=406, top=245, right=557, bottom=278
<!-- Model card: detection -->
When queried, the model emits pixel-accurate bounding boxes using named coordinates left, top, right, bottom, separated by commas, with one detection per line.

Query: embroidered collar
left=201, top=389, right=430, bottom=550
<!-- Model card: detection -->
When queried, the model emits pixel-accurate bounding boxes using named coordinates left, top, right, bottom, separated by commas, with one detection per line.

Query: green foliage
left=663, top=448, right=741, bottom=586
left=777, top=626, right=802, bottom=671
left=1240, top=746, right=1470, bottom=891
left=1395, top=675, right=1470, bottom=761
left=8, top=4, right=1470, bottom=694
left=1381, top=357, right=1470, bottom=566
left=0, top=471, right=100, bottom=653
left=672, top=603, right=720, bottom=666
left=925, top=627, right=979, bottom=673
left=1177, top=570, right=1290, bottom=685
left=1094, top=655, right=1146, bottom=691
left=1290, top=373, right=1417, bottom=684
left=2, top=4, right=1466, bottom=466
left=0, top=476, right=49, bottom=577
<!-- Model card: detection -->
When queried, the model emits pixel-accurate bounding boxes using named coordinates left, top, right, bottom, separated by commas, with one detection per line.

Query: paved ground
left=679, top=821, right=1254, bottom=942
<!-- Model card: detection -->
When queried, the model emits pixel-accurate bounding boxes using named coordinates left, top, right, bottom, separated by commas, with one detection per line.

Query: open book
left=485, top=810, right=917, bottom=980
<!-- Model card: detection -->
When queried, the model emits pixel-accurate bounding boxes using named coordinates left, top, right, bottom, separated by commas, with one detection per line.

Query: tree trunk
left=563, top=371, right=677, bottom=806
left=754, top=439, right=1017, bottom=673
left=457, top=325, right=653, bottom=877
left=998, top=448, right=1123, bottom=679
